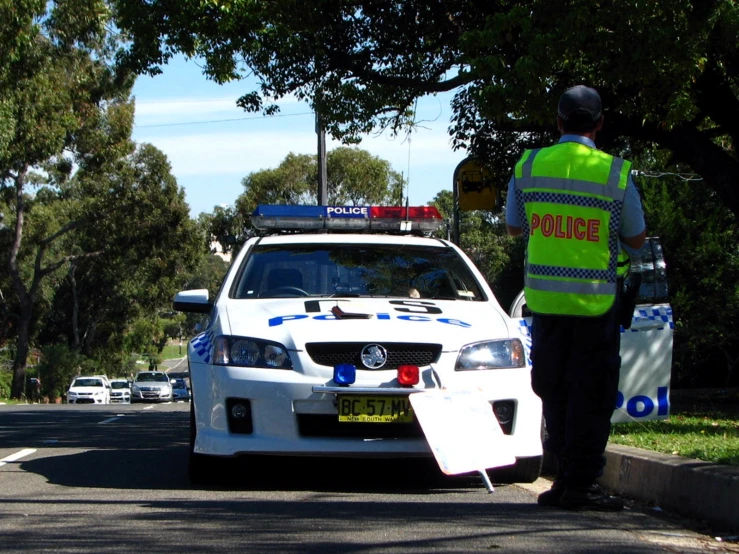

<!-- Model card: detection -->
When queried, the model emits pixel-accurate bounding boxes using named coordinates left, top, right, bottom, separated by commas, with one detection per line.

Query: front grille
left=305, top=342, right=442, bottom=370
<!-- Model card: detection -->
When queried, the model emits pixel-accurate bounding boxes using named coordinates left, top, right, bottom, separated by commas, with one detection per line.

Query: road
left=0, top=403, right=730, bottom=553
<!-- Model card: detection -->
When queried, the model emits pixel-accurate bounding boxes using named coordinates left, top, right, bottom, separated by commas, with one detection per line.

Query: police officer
left=505, top=85, right=646, bottom=510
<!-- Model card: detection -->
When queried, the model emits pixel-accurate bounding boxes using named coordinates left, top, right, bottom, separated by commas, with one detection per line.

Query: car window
left=72, top=378, right=103, bottom=387
left=232, top=243, right=486, bottom=301
left=110, top=382, right=129, bottom=389
left=135, top=373, right=168, bottom=382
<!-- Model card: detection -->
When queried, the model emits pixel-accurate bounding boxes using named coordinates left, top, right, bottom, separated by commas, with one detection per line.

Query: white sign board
left=409, top=389, right=516, bottom=490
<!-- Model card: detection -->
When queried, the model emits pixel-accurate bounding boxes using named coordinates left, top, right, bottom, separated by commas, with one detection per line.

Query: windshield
left=232, top=243, right=486, bottom=301
left=111, top=381, right=129, bottom=389
left=72, top=378, right=103, bottom=388
left=135, top=373, right=169, bottom=383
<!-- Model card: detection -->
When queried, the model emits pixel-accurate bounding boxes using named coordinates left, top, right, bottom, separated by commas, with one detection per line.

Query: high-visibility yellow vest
left=513, top=142, right=631, bottom=316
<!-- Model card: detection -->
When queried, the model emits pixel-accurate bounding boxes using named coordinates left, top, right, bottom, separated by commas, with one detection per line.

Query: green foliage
left=214, top=148, right=405, bottom=250
left=430, top=190, right=524, bottom=310
left=639, top=173, right=739, bottom=387
left=35, top=343, right=85, bottom=400
left=1, top=0, right=138, bottom=398
left=0, top=369, right=11, bottom=398
left=114, top=0, right=738, bottom=214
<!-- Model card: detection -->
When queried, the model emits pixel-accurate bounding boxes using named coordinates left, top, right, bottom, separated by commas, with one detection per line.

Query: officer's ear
left=557, top=116, right=565, bottom=134
left=595, top=115, right=604, bottom=132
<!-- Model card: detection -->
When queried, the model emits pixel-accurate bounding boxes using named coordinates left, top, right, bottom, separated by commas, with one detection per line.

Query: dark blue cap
left=558, top=85, right=602, bottom=121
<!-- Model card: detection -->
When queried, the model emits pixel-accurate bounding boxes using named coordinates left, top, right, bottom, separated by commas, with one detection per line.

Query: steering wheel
left=260, top=286, right=310, bottom=298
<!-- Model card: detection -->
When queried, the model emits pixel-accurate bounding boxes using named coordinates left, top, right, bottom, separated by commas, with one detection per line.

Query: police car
left=510, top=237, right=673, bottom=424
left=174, top=205, right=545, bottom=484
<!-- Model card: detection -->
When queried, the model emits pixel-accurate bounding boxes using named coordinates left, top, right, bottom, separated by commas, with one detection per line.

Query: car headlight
left=132, top=385, right=140, bottom=392
left=214, top=336, right=292, bottom=369
left=455, top=339, right=526, bottom=370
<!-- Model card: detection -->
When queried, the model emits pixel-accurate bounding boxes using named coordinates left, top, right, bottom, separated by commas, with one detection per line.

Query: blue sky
left=131, top=56, right=466, bottom=217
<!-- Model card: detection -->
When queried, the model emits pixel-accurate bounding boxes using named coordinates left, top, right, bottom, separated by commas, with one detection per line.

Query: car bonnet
left=220, top=297, right=512, bottom=349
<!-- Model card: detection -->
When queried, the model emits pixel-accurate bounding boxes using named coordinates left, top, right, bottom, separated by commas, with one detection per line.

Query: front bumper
left=132, top=390, right=172, bottom=402
left=110, top=396, right=131, bottom=404
left=190, top=358, right=543, bottom=459
left=67, top=396, right=107, bottom=404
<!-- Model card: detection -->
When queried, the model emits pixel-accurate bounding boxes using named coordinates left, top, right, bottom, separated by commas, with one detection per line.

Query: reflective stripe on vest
left=514, top=143, right=630, bottom=316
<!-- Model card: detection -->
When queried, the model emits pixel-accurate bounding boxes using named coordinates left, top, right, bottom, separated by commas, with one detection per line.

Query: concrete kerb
left=599, top=444, right=739, bottom=532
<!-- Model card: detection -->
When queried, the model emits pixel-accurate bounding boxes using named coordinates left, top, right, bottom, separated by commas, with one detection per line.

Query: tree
left=212, top=148, right=404, bottom=251
left=637, top=170, right=739, bottom=387
left=36, top=143, right=204, bottom=373
left=1, top=0, right=137, bottom=398
left=113, top=0, right=738, bottom=215
left=430, top=190, right=523, bottom=311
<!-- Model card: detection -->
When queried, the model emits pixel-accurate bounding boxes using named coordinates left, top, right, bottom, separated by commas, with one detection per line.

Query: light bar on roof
left=251, top=205, right=443, bottom=234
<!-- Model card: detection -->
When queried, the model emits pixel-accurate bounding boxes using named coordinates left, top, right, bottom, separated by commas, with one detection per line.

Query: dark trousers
left=530, top=302, right=621, bottom=486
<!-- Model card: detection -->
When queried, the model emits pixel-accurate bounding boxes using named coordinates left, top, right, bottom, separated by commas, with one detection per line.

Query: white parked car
left=67, top=376, right=110, bottom=405
left=109, top=378, right=132, bottom=404
left=175, top=205, right=544, bottom=484
left=131, top=371, right=173, bottom=403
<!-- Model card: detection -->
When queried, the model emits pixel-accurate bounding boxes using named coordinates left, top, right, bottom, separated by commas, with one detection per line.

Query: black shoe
left=559, top=483, right=624, bottom=511
left=537, top=481, right=566, bottom=507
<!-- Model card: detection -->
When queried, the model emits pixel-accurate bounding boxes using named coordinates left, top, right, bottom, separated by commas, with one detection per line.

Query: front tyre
left=189, top=403, right=218, bottom=485
left=490, top=455, right=543, bottom=483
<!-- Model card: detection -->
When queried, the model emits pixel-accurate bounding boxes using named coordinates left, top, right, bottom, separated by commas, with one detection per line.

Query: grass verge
left=610, top=411, right=739, bottom=466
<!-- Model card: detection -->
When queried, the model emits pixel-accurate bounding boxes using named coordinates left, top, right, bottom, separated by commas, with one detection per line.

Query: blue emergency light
left=251, top=205, right=443, bottom=234
left=333, top=363, right=357, bottom=386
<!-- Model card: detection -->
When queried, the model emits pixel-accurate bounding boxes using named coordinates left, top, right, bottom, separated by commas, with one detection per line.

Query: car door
left=510, top=237, right=673, bottom=423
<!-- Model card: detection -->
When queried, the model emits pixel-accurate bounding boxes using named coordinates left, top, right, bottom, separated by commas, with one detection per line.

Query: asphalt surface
left=163, top=361, right=739, bottom=533
left=5, top=403, right=730, bottom=553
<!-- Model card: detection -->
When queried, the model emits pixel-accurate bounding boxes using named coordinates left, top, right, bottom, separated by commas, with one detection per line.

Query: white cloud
left=137, top=127, right=461, bottom=179
left=133, top=94, right=305, bottom=126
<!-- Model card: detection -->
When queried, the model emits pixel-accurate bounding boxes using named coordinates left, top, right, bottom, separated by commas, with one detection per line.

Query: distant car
left=131, top=371, right=173, bottom=403
left=67, top=376, right=110, bottom=405
left=109, top=378, right=132, bottom=404
left=171, top=378, right=191, bottom=402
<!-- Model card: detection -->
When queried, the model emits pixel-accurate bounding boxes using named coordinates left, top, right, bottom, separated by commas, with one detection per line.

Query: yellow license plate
left=337, top=395, right=414, bottom=423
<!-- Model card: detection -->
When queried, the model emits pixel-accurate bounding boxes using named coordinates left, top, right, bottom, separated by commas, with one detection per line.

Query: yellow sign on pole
left=454, top=158, right=498, bottom=211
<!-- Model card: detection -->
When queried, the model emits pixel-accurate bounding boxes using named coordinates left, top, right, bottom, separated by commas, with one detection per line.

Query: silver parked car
left=131, top=371, right=173, bottom=403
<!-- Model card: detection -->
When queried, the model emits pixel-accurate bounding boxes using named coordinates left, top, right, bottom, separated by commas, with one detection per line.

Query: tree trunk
left=10, top=299, right=32, bottom=399
left=70, top=262, right=80, bottom=349
left=607, top=118, right=739, bottom=218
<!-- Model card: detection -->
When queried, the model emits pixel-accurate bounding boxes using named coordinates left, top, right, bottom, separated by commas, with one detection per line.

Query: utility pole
left=316, top=112, right=328, bottom=206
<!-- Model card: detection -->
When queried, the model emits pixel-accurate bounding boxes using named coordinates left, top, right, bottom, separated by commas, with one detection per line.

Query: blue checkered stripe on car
left=628, top=306, right=674, bottom=332
left=190, top=330, right=215, bottom=363
left=515, top=305, right=674, bottom=341
left=516, top=320, right=534, bottom=361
